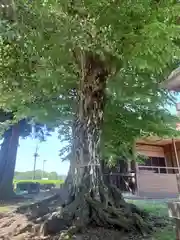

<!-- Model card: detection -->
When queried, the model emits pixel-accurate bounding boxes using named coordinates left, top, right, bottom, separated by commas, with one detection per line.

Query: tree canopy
left=0, top=0, right=180, bottom=157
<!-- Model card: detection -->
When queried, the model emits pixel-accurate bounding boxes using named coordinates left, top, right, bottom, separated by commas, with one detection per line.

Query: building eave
left=136, top=136, right=180, bottom=146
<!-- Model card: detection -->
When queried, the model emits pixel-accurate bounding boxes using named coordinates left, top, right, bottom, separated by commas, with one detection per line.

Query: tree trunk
left=37, top=53, right=151, bottom=238
left=73, top=52, right=107, bottom=186
left=0, top=0, right=18, bottom=200
left=0, top=123, right=20, bottom=200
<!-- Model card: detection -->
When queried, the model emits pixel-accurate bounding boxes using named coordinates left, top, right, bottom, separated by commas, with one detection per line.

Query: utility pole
left=42, top=160, right=47, bottom=179
left=32, top=145, right=39, bottom=180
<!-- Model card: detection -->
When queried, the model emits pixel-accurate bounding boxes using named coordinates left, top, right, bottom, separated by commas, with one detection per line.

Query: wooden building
left=130, top=68, right=180, bottom=198
left=135, top=137, right=180, bottom=198
left=105, top=137, right=180, bottom=198
left=104, top=67, right=180, bottom=198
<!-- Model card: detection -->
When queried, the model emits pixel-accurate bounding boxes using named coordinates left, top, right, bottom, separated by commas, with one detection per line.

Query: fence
left=138, top=165, right=180, bottom=174
left=104, top=166, right=180, bottom=195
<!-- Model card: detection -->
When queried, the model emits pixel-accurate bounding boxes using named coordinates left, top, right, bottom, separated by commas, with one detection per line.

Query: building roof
left=136, top=136, right=180, bottom=146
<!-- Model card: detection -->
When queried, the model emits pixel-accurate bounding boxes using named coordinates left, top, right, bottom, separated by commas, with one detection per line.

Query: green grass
left=0, top=206, right=10, bottom=213
left=153, top=225, right=175, bottom=240
left=127, top=199, right=175, bottom=239
left=127, top=199, right=168, bottom=216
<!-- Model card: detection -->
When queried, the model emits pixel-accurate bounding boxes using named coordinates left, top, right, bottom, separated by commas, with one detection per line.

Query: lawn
left=127, top=199, right=175, bottom=239
left=0, top=205, right=10, bottom=213
left=153, top=225, right=174, bottom=240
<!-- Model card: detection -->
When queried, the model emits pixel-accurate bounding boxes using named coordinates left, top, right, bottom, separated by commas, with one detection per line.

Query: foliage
left=0, top=109, right=52, bottom=141
left=0, top=0, right=180, bottom=160
left=59, top=89, right=180, bottom=161
left=101, top=90, right=179, bottom=160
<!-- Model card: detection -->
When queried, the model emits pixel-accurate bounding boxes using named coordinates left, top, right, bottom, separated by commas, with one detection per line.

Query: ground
left=0, top=194, right=175, bottom=239
left=127, top=199, right=175, bottom=240
left=0, top=205, right=10, bottom=212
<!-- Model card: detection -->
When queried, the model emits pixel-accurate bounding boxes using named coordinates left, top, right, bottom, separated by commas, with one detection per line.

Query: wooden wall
left=135, top=141, right=180, bottom=197
left=136, top=144, right=164, bottom=158
left=137, top=172, right=178, bottom=197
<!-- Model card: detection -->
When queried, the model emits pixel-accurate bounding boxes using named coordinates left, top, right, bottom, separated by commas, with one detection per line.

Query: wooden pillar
left=177, top=174, right=180, bottom=200
left=135, top=163, right=140, bottom=195
left=164, top=157, right=168, bottom=173
left=132, top=140, right=139, bottom=195
left=168, top=157, right=180, bottom=239
left=177, top=175, right=180, bottom=239
left=176, top=175, right=180, bottom=238
left=176, top=219, right=180, bottom=240
left=127, top=160, right=131, bottom=172
left=168, top=201, right=180, bottom=240
left=172, top=138, right=180, bottom=173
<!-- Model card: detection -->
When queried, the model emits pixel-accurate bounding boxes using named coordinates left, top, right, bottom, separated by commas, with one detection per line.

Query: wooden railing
left=138, top=165, right=180, bottom=174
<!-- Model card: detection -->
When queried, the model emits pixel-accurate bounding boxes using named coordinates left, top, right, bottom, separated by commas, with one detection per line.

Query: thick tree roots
left=0, top=184, right=152, bottom=239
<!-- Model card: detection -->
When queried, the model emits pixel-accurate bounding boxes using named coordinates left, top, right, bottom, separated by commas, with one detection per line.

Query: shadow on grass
left=153, top=225, right=175, bottom=240
left=127, top=199, right=175, bottom=240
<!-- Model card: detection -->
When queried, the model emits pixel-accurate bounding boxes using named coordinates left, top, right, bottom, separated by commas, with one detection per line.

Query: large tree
left=0, top=0, right=180, bottom=238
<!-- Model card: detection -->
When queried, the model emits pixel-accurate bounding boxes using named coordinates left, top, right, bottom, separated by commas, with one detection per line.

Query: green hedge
left=13, top=179, right=64, bottom=185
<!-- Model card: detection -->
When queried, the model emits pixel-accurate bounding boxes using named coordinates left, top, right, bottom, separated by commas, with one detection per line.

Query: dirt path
left=0, top=191, right=60, bottom=213
left=0, top=189, right=69, bottom=239
left=0, top=191, right=171, bottom=240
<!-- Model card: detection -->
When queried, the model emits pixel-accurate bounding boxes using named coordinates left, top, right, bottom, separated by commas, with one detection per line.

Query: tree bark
left=0, top=123, right=20, bottom=200
left=72, top=52, right=108, bottom=192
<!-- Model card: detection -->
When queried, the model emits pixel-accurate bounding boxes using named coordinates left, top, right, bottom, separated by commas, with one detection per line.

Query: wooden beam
left=177, top=175, right=180, bottom=196
left=168, top=173, right=180, bottom=239
left=168, top=201, right=180, bottom=240
left=132, top=140, right=139, bottom=195
left=176, top=219, right=180, bottom=240
left=172, top=138, right=180, bottom=173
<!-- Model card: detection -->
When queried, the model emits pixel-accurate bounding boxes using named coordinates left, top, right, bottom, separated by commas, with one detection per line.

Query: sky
left=15, top=95, right=179, bottom=175
left=15, top=130, right=70, bottom=175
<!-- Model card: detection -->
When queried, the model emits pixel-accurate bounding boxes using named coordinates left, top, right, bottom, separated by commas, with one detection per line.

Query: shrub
left=13, top=179, right=64, bottom=189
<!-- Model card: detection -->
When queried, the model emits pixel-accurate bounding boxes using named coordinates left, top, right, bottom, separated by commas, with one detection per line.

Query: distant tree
left=0, top=110, right=51, bottom=199
left=14, top=170, right=64, bottom=180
